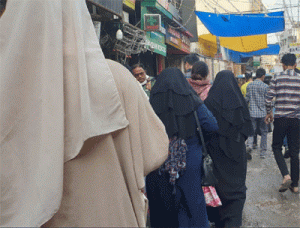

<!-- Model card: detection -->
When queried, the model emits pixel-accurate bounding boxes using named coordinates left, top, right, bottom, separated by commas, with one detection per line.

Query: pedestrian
left=146, top=67, right=219, bottom=227
left=187, top=61, right=212, bottom=100
left=204, top=70, right=254, bottom=227
left=131, top=63, right=155, bottom=97
left=245, top=68, right=269, bottom=159
left=183, top=53, right=200, bottom=78
left=265, top=53, right=300, bottom=194
left=0, top=0, right=169, bottom=227
left=241, top=72, right=253, bottom=97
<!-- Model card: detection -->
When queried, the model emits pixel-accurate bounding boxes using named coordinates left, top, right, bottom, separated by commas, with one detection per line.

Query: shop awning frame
left=86, top=0, right=122, bottom=21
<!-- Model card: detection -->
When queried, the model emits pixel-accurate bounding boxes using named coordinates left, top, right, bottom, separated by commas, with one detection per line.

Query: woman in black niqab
left=147, top=67, right=218, bottom=227
left=150, top=67, right=203, bottom=139
left=204, top=70, right=254, bottom=228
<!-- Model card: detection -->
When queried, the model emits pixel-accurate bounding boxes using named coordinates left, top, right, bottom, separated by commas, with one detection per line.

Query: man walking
left=183, top=53, right=199, bottom=78
left=245, top=68, right=269, bottom=159
left=265, top=53, right=300, bottom=193
left=131, top=63, right=155, bottom=97
left=241, top=72, right=253, bottom=97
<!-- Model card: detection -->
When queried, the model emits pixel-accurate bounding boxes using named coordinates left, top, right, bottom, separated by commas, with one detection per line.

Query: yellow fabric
left=198, top=36, right=217, bottom=58
left=199, top=34, right=268, bottom=53
left=241, top=81, right=251, bottom=97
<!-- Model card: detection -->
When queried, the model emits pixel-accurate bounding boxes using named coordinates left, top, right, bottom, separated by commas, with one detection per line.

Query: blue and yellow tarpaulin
left=195, top=11, right=285, bottom=37
left=199, top=34, right=268, bottom=53
left=223, top=44, right=280, bottom=63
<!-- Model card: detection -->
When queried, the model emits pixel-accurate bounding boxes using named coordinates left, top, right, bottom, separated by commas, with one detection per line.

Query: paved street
left=242, top=133, right=300, bottom=227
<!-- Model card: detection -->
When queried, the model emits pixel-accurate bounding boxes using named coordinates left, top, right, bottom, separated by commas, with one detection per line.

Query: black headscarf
left=150, top=67, right=203, bottom=139
left=204, top=70, right=253, bottom=141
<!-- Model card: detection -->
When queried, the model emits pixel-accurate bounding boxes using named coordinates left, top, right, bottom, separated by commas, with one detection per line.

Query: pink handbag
left=202, top=186, right=222, bottom=207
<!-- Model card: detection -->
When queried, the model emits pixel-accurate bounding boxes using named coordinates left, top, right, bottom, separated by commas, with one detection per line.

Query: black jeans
left=272, top=118, right=300, bottom=187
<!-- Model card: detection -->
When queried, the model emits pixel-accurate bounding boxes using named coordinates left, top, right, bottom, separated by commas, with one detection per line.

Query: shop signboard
left=147, top=31, right=165, bottom=44
left=180, top=33, right=191, bottom=53
left=146, top=33, right=167, bottom=57
left=253, top=56, right=261, bottom=66
left=166, top=26, right=181, bottom=49
left=123, top=0, right=136, bottom=10
left=144, top=14, right=162, bottom=32
left=166, top=26, right=190, bottom=53
left=289, top=43, right=300, bottom=54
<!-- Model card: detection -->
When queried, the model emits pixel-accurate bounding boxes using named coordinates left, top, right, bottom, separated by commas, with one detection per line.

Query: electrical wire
left=201, top=0, right=216, bottom=12
left=226, top=0, right=242, bottom=14
left=206, top=0, right=229, bottom=13
left=283, top=0, right=294, bottom=26
left=288, top=0, right=295, bottom=24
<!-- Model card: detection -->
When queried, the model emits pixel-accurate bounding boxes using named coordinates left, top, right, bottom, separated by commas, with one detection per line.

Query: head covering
left=0, top=0, right=128, bottom=226
left=187, top=78, right=212, bottom=100
left=43, top=60, right=169, bottom=227
left=150, top=67, right=202, bottom=139
left=204, top=70, right=253, bottom=141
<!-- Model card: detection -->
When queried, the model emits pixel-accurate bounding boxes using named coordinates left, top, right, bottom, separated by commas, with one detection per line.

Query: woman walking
left=187, top=61, right=212, bottom=100
left=0, top=0, right=169, bottom=226
left=146, top=67, right=219, bottom=227
left=204, top=70, right=254, bottom=227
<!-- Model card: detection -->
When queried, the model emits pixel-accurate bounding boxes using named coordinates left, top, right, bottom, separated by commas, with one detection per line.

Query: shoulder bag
left=193, top=111, right=218, bottom=186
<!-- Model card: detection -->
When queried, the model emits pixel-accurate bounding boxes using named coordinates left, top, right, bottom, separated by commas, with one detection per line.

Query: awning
left=86, top=0, right=122, bottom=21
left=198, top=36, right=217, bottom=58
left=199, top=34, right=268, bottom=53
left=222, top=44, right=280, bottom=63
left=195, top=11, right=285, bottom=37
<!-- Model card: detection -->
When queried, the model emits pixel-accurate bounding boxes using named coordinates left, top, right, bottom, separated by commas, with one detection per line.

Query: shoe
left=260, top=155, right=266, bottom=159
left=289, top=186, right=299, bottom=194
left=279, top=179, right=292, bottom=192
left=283, top=149, right=290, bottom=159
left=253, top=144, right=257, bottom=149
left=246, top=153, right=252, bottom=161
left=246, top=147, right=252, bottom=154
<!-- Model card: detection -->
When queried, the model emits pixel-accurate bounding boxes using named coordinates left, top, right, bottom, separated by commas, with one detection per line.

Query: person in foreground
left=146, top=67, right=219, bottom=227
left=0, top=0, right=169, bottom=227
left=265, top=53, right=300, bottom=194
left=204, top=70, right=254, bottom=227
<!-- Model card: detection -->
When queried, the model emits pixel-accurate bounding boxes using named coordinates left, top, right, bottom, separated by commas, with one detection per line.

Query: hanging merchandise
left=199, top=34, right=268, bottom=53
left=195, top=11, right=285, bottom=37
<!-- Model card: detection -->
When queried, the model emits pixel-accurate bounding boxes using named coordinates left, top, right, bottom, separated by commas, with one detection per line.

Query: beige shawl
left=0, top=0, right=130, bottom=226
left=43, top=60, right=169, bottom=227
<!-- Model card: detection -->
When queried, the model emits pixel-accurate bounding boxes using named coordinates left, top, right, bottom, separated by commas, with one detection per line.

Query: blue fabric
left=195, top=11, right=285, bottom=37
left=224, top=44, right=280, bottom=63
left=146, top=104, right=218, bottom=227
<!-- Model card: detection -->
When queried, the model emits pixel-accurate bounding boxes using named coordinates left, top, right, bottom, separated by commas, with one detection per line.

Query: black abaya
left=204, top=70, right=253, bottom=227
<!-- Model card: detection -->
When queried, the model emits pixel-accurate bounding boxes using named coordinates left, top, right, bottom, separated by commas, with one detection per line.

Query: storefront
left=165, top=25, right=192, bottom=69
left=140, top=0, right=193, bottom=75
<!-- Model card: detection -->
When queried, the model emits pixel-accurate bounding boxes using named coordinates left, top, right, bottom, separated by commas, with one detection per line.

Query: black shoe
left=283, top=149, right=290, bottom=159
left=246, top=152, right=252, bottom=161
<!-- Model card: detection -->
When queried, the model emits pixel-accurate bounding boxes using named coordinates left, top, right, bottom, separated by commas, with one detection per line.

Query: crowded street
left=1, top=0, right=300, bottom=227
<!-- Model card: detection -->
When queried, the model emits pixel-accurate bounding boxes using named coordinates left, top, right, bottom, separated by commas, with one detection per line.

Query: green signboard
left=144, top=14, right=161, bottom=31
left=145, top=34, right=167, bottom=56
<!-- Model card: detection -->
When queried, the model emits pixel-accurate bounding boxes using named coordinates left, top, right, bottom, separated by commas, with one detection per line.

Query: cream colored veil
left=0, top=0, right=128, bottom=226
